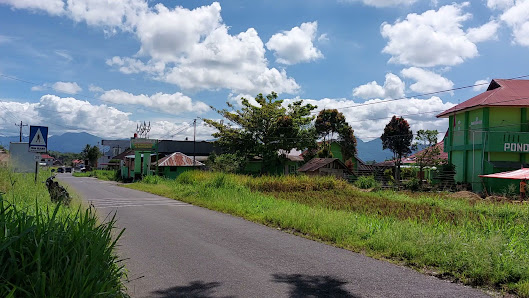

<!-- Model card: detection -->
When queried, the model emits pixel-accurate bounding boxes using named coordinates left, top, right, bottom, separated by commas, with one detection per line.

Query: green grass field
left=0, top=167, right=127, bottom=297
left=126, top=171, right=529, bottom=297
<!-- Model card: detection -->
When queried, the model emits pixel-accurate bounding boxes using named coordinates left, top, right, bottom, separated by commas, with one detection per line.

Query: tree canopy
left=381, top=116, right=413, bottom=181
left=203, top=92, right=317, bottom=173
left=314, top=109, right=357, bottom=162
left=412, top=129, right=441, bottom=180
left=81, top=145, right=102, bottom=168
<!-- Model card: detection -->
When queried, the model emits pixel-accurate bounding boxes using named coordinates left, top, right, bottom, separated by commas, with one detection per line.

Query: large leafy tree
left=381, top=116, right=413, bottom=182
left=203, top=92, right=317, bottom=173
left=314, top=109, right=357, bottom=162
left=81, top=144, right=102, bottom=168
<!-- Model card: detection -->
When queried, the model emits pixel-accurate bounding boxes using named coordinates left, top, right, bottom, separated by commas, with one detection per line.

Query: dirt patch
left=484, top=195, right=510, bottom=203
left=450, top=191, right=482, bottom=200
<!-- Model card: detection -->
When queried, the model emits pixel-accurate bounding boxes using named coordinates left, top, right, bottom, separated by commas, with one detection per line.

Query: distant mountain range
left=0, top=132, right=103, bottom=153
left=1, top=132, right=396, bottom=162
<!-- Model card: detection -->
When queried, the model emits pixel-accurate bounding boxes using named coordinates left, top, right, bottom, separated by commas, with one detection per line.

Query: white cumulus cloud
left=499, top=1, right=529, bottom=47
left=0, top=0, right=64, bottom=15
left=284, top=96, right=455, bottom=141
left=401, top=67, right=454, bottom=94
left=466, top=20, right=500, bottom=42
left=352, top=73, right=405, bottom=99
left=0, top=95, right=215, bottom=140
left=380, top=2, right=492, bottom=67
left=1, top=1, right=300, bottom=96
left=473, top=79, right=490, bottom=92
left=52, top=81, right=82, bottom=94
left=487, top=0, right=514, bottom=10
left=100, top=89, right=210, bottom=115
left=266, top=21, right=324, bottom=65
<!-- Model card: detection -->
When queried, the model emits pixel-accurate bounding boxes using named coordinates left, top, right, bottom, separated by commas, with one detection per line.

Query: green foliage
left=48, top=151, right=81, bottom=166
left=412, top=129, right=441, bottom=174
left=203, top=92, right=317, bottom=174
left=127, top=171, right=529, bottom=297
left=314, top=109, right=357, bottom=161
left=0, top=167, right=126, bottom=297
left=142, top=175, right=166, bottom=184
left=354, top=175, right=379, bottom=189
left=81, top=144, right=102, bottom=168
left=206, top=152, right=245, bottom=173
left=400, top=167, right=417, bottom=180
left=73, top=170, right=120, bottom=181
left=404, top=177, right=420, bottom=191
left=381, top=116, right=413, bottom=181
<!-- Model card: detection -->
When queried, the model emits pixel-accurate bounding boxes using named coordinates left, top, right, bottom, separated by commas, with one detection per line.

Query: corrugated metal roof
left=437, top=79, right=529, bottom=118
left=298, top=158, right=344, bottom=172
left=480, top=168, right=529, bottom=180
left=155, top=152, right=204, bottom=167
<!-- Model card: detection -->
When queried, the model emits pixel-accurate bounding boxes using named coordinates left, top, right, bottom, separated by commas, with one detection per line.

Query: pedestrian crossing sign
left=29, top=126, right=48, bottom=153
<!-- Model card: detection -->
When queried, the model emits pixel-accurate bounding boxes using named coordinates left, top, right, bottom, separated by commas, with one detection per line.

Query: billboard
left=10, top=142, right=39, bottom=173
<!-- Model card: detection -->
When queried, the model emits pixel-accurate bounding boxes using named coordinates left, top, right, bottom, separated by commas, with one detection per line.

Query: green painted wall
left=490, top=152, right=520, bottom=162
left=489, top=107, right=520, bottom=132
left=453, top=112, right=466, bottom=146
left=444, top=105, right=529, bottom=193
left=161, top=166, right=194, bottom=179
left=451, top=151, right=464, bottom=182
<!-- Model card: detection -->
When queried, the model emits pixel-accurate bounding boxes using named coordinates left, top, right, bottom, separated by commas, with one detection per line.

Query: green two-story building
left=437, top=79, right=529, bottom=193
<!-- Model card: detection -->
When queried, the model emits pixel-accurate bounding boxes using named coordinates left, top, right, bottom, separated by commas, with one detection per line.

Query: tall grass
left=127, top=171, right=529, bottom=297
left=73, top=169, right=120, bottom=181
left=0, top=167, right=127, bottom=297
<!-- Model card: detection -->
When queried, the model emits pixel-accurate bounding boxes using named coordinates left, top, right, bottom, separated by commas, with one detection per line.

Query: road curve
left=59, top=174, right=489, bottom=298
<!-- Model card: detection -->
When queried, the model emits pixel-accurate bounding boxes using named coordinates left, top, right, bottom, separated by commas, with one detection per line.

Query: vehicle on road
left=65, top=167, right=72, bottom=173
left=57, top=167, right=64, bottom=173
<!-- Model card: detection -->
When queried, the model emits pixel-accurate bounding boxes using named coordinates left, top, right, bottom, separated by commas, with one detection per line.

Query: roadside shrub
left=404, top=177, right=420, bottom=191
left=142, top=175, right=165, bottom=184
left=354, top=175, right=379, bottom=189
left=0, top=199, right=127, bottom=297
left=502, top=183, right=519, bottom=199
left=206, top=153, right=245, bottom=173
left=401, top=167, right=417, bottom=180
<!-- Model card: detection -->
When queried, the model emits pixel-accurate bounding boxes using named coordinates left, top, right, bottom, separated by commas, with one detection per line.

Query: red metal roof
left=480, top=168, right=529, bottom=180
left=41, top=154, right=53, bottom=159
left=155, top=152, right=204, bottom=167
left=437, top=79, right=529, bottom=118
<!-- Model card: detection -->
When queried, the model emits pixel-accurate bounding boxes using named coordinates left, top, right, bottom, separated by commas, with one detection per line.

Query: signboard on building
left=131, top=138, right=158, bottom=150
left=28, top=126, right=48, bottom=153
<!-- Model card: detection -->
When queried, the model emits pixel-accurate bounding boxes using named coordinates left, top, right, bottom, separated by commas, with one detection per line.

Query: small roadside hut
left=155, top=152, right=204, bottom=179
left=297, top=158, right=351, bottom=178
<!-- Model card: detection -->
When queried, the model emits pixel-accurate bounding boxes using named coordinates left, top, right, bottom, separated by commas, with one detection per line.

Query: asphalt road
left=59, top=174, right=490, bottom=298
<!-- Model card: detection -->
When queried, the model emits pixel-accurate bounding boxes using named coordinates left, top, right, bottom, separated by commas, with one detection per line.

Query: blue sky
left=1, top=0, right=529, bottom=142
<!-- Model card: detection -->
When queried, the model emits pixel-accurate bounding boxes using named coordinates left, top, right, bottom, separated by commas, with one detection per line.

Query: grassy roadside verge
left=73, top=169, right=120, bottom=181
left=0, top=167, right=127, bottom=297
left=125, top=171, right=529, bottom=297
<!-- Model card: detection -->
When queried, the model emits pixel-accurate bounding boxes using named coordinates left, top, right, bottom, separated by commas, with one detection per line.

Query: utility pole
left=15, top=121, right=28, bottom=142
left=193, top=119, right=196, bottom=166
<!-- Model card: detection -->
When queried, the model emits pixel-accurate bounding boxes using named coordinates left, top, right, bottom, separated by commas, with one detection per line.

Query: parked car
left=65, top=167, right=72, bottom=173
left=56, top=167, right=64, bottom=173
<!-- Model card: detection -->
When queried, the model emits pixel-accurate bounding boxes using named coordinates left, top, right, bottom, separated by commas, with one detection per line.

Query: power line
left=308, top=73, right=529, bottom=114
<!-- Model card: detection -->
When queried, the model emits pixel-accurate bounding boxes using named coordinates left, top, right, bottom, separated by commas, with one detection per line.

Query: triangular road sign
left=30, top=129, right=46, bottom=146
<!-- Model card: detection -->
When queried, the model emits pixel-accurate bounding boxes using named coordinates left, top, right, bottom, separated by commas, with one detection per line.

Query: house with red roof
left=437, top=79, right=529, bottom=193
left=40, top=154, right=54, bottom=167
